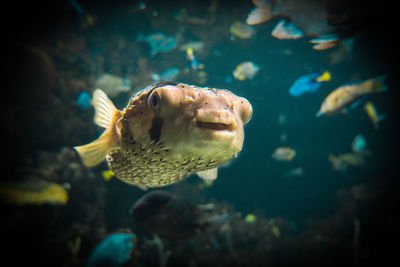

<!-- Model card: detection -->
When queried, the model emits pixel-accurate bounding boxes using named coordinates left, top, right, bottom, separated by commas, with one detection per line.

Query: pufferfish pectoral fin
left=197, top=168, right=218, bottom=181
left=136, top=184, right=148, bottom=191
left=73, top=89, right=122, bottom=168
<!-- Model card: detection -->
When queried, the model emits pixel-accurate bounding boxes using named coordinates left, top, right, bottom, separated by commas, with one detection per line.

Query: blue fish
left=137, top=32, right=177, bottom=56
left=352, top=134, right=367, bottom=153
left=86, top=233, right=135, bottom=267
left=151, top=67, right=180, bottom=82
left=159, top=67, right=180, bottom=81
left=186, top=48, right=200, bottom=70
left=289, top=71, right=331, bottom=97
left=76, top=91, right=92, bottom=109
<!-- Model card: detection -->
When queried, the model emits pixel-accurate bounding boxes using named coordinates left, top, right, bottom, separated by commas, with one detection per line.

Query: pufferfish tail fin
left=74, top=89, right=122, bottom=167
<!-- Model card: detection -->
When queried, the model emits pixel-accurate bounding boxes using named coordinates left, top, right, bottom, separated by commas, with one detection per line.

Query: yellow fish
left=244, top=213, right=257, bottom=223
left=0, top=178, right=68, bottom=206
left=271, top=147, right=296, bottom=161
left=230, top=21, right=256, bottom=39
left=364, top=101, right=386, bottom=130
left=74, top=82, right=252, bottom=190
left=317, top=76, right=386, bottom=117
left=233, top=61, right=260, bottom=81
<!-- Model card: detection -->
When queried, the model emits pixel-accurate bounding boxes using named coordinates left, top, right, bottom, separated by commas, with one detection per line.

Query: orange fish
left=246, top=0, right=274, bottom=25
left=317, top=76, right=386, bottom=117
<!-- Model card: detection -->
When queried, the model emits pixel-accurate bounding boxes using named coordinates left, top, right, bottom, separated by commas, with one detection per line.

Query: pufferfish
left=74, top=81, right=252, bottom=190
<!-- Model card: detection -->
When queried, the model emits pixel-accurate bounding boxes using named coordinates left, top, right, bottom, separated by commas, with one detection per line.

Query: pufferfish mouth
left=196, top=121, right=235, bottom=131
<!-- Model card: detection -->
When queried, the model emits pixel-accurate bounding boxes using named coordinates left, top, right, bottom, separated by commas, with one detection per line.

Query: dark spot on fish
left=181, top=160, right=190, bottom=166
left=149, top=116, right=164, bottom=142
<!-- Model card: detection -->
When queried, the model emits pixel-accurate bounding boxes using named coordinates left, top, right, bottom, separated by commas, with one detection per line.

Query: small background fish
left=272, top=147, right=296, bottom=161
left=137, top=32, right=178, bottom=56
left=94, top=73, right=131, bottom=97
left=317, top=76, right=387, bottom=117
left=289, top=71, right=331, bottom=97
left=364, top=101, right=386, bottom=130
left=230, top=21, right=256, bottom=39
left=233, top=61, right=260, bottom=81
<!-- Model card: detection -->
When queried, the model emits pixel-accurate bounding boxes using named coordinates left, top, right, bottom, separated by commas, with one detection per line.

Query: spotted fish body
left=108, top=137, right=220, bottom=188
left=74, top=82, right=252, bottom=189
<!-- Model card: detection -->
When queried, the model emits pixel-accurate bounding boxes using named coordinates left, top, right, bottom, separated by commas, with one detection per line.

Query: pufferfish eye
left=148, top=90, right=161, bottom=110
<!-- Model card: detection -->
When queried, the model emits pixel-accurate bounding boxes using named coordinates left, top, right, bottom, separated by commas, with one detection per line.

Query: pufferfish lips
left=196, top=120, right=235, bottom=131
left=195, top=110, right=237, bottom=132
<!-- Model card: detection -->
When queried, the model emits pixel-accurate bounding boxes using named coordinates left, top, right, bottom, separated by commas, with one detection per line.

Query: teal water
left=3, top=0, right=399, bottom=266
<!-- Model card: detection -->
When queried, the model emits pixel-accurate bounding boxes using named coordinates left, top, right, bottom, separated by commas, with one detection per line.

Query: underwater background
left=3, top=0, right=399, bottom=266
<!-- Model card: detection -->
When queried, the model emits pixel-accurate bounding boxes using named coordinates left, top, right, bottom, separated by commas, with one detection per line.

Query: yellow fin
left=364, top=75, right=387, bottom=93
left=102, top=170, right=115, bottom=181
left=92, top=89, right=118, bottom=128
left=74, top=132, right=115, bottom=167
left=315, top=71, right=331, bottom=82
left=197, top=168, right=218, bottom=181
left=186, top=47, right=193, bottom=57
left=74, top=89, right=121, bottom=167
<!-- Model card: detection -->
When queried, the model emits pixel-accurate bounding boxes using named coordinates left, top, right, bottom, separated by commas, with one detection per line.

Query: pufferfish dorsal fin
left=74, top=89, right=122, bottom=167
left=197, top=168, right=218, bottom=181
left=92, top=89, right=118, bottom=128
